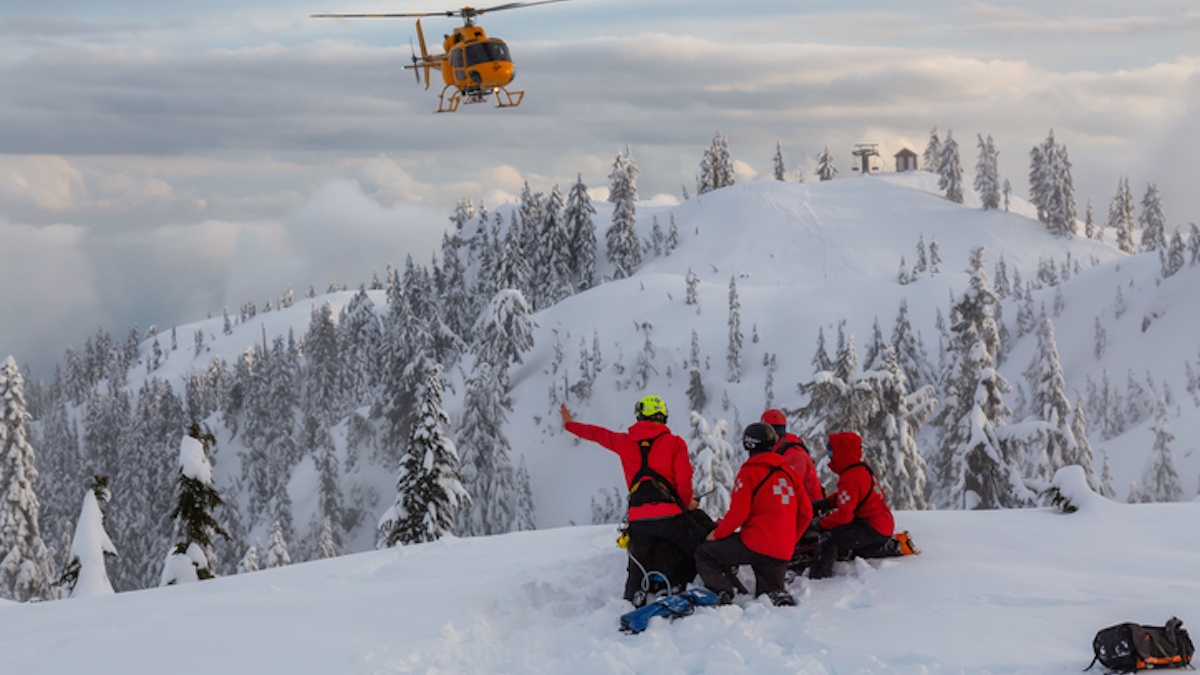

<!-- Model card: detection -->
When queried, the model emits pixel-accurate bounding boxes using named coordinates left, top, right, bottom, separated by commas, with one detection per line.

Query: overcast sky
left=2, top=0, right=1198, bottom=376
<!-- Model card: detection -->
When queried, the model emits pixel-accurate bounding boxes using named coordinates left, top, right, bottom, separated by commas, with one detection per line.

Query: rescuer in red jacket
left=560, top=396, right=702, bottom=606
left=695, top=422, right=812, bottom=606
left=761, top=409, right=824, bottom=502
left=809, top=431, right=895, bottom=579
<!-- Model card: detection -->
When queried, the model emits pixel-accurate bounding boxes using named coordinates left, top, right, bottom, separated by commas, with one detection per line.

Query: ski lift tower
left=852, top=143, right=881, bottom=175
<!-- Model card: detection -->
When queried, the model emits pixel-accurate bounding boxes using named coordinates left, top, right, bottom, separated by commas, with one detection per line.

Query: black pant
left=695, top=534, right=788, bottom=597
left=810, top=519, right=891, bottom=579
left=624, top=515, right=705, bottom=601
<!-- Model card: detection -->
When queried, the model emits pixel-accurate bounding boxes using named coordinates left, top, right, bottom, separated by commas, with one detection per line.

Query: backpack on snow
left=1086, top=617, right=1194, bottom=673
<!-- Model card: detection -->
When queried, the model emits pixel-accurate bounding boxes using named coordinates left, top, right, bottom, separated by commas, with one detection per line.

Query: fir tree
left=1109, top=177, right=1137, bottom=254
left=974, top=134, right=1001, bottom=210
left=931, top=249, right=1031, bottom=509
left=455, top=361, right=522, bottom=537
left=1162, top=229, right=1186, bottom=278
left=685, top=268, right=700, bottom=310
left=1139, top=183, right=1167, bottom=253
left=726, top=276, right=743, bottom=383
left=0, top=357, right=55, bottom=601
left=1094, top=317, right=1107, bottom=361
left=772, top=142, right=786, bottom=181
left=237, top=542, right=260, bottom=574
left=687, top=331, right=707, bottom=413
left=474, top=289, right=536, bottom=389
left=564, top=174, right=598, bottom=291
left=265, top=521, right=291, bottom=568
left=377, top=367, right=469, bottom=546
left=665, top=214, right=679, bottom=256
left=161, top=425, right=227, bottom=585
left=922, top=126, right=942, bottom=173
left=688, top=413, right=735, bottom=518
left=697, top=133, right=735, bottom=194
left=606, top=147, right=642, bottom=279
left=1084, top=200, right=1097, bottom=239
left=938, top=130, right=964, bottom=204
left=1188, top=223, right=1200, bottom=265
left=816, top=146, right=837, bottom=181
left=1022, top=318, right=1073, bottom=485
left=60, top=476, right=118, bottom=598
left=1142, top=399, right=1184, bottom=502
left=649, top=216, right=665, bottom=257
left=862, top=344, right=934, bottom=510
left=538, top=184, right=574, bottom=306
left=891, top=299, right=935, bottom=391
left=1098, top=449, right=1117, bottom=499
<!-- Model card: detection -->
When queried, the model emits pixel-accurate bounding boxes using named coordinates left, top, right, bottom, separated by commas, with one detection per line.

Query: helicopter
left=312, top=1, right=569, bottom=113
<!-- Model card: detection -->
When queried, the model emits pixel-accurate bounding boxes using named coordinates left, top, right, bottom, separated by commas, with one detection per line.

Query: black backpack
left=1087, top=617, right=1194, bottom=673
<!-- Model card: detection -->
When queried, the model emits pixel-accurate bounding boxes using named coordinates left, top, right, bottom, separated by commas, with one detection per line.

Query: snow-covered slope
left=2, top=481, right=1196, bottom=675
left=95, top=171, right=1198, bottom=547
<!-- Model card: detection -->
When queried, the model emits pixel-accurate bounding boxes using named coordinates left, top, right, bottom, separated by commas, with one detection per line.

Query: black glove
left=811, top=497, right=834, bottom=515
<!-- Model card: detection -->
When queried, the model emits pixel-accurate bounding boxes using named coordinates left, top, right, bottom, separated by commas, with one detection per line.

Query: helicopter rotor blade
left=311, top=0, right=570, bottom=20
left=310, top=11, right=456, bottom=19
left=470, top=0, right=571, bottom=17
left=408, top=38, right=421, bottom=84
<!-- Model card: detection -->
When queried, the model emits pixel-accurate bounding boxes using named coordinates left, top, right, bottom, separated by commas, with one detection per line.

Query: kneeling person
left=695, top=423, right=812, bottom=606
left=810, top=431, right=895, bottom=579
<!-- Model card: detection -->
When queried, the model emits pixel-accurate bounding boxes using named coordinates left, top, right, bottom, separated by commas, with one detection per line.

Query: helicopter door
left=450, top=47, right=465, bottom=83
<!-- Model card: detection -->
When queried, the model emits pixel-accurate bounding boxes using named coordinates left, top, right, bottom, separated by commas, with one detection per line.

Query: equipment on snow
left=789, top=529, right=919, bottom=575
left=1085, top=617, right=1194, bottom=673
left=619, top=588, right=721, bottom=634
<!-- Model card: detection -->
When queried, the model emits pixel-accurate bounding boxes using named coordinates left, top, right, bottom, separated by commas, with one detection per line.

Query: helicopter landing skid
left=436, top=85, right=524, bottom=113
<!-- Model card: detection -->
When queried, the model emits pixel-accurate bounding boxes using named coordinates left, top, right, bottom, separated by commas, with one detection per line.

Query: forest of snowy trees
left=1, top=129, right=1196, bottom=603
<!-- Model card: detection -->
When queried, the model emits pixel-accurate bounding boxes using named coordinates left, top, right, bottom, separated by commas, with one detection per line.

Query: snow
left=178, top=436, right=212, bottom=485
left=66, top=491, right=116, bottom=599
left=1, top=492, right=1197, bottom=674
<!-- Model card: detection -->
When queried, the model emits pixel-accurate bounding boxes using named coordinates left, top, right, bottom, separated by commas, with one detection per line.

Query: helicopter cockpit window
left=450, top=48, right=464, bottom=68
left=463, top=41, right=512, bottom=66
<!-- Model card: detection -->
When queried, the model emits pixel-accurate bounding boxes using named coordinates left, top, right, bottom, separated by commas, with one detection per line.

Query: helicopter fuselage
left=440, top=25, right=515, bottom=90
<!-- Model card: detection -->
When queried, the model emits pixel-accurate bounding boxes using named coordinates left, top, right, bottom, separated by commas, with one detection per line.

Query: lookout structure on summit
left=894, top=148, right=918, bottom=172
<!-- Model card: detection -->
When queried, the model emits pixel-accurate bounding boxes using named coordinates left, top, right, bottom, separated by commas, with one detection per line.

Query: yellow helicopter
left=312, top=1, right=569, bottom=113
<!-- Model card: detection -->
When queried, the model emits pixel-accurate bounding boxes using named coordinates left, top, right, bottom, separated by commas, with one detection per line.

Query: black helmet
left=742, top=422, right=778, bottom=456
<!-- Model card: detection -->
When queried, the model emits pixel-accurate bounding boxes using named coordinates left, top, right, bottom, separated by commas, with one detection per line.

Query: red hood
left=828, top=432, right=863, bottom=474
left=627, top=419, right=671, bottom=441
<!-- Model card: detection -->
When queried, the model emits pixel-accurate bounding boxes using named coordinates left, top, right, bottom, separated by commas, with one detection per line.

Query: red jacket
left=565, top=420, right=694, bottom=521
left=711, top=452, right=812, bottom=560
left=773, top=433, right=824, bottom=501
left=819, top=432, right=894, bottom=536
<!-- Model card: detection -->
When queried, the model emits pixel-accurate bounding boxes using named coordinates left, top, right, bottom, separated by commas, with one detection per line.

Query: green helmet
left=635, top=395, right=668, bottom=420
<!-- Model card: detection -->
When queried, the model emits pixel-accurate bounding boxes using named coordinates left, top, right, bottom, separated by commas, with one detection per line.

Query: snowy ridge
left=19, top=170, right=1200, bottom=585
left=2, top=490, right=1197, bottom=674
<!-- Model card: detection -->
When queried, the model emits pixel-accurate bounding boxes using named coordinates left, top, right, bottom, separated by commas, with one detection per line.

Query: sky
left=1, top=0, right=1198, bottom=376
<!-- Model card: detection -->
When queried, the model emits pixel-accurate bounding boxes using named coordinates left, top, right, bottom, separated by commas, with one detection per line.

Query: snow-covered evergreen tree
left=1162, top=229, right=1186, bottom=278
left=726, top=276, right=743, bottom=383
left=1084, top=200, right=1097, bottom=240
left=974, top=134, right=1001, bottom=210
left=1021, top=318, right=1073, bottom=487
left=59, top=477, right=117, bottom=599
left=816, top=146, right=837, bottom=181
left=474, top=289, right=535, bottom=389
left=0, top=356, right=56, bottom=601
left=1142, top=399, right=1184, bottom=502
left=537, top=184, right=574, bottom=306
left=931, top=249, right=1031, bottom=509
left=1097, top=449, right=1117, bottom=499
left=606, top=147, right=642, bottom=279
left=161, top=425, right=227, bottom=585
left=1109, top=177, right=1137, bottom=254
left=237, top=542, right=260, bottom=574
left=697, top=133, right=735, bottom=194
left=377, top=367, right=470, bottom=547
left=685, top=268, right=700, bottom=309
left=922, top=126, right=942, bottom=173
left=687, top=331, right=707, bottom=413
left=1139, top=183, right=1167, bottom=253
left=455, top=361, right=523, bottom=537
left=772, top=142, right=786, bottom=181
left=861, top=343, right=934, bottom=510
left=891, top=299, right=935, bottom=391
left=649, top=216, right=664, bottom=257
left=665, top=214, right=679, bottom=255
left=564, top=174, right=598, bottom=291
left=937, top=130, right=963, bottom=203
left=688, top=413, right=735, bottom=518
left=799, top=323, right=872, bottom=440
left=264, top=521, right=291, bottom=568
